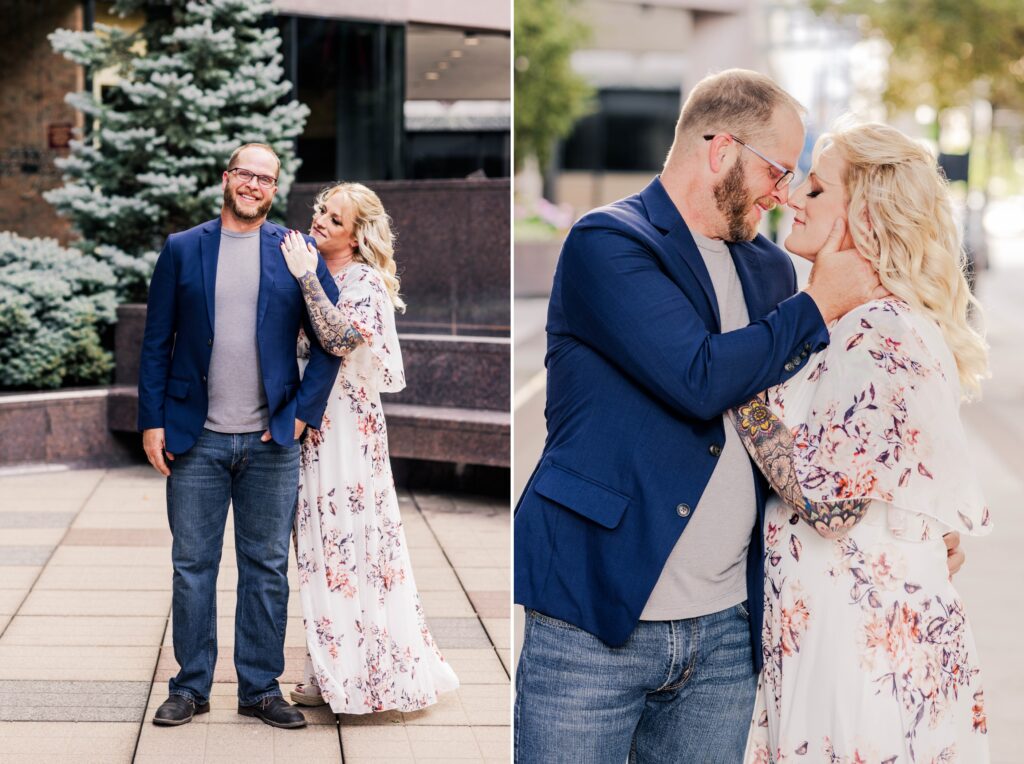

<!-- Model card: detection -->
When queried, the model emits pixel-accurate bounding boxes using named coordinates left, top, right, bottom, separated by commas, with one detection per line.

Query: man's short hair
left=227, top=143, right=281, bottom=177
left=667, top=69, right=805, bottom=164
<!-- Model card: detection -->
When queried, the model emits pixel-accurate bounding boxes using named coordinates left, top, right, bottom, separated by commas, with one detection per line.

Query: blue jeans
left=165, top=428, right=300, bottom=706
left=514, top=604, right=757, bottom=763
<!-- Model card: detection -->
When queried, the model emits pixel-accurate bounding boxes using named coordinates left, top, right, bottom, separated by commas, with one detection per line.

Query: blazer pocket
left=533, top=463, right=630, bottom=530
left=166, top=377, right=191, bottom=400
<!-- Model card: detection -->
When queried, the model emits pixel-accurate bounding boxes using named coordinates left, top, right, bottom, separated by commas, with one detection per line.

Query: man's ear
left=707, top=134, right=732, bottom=174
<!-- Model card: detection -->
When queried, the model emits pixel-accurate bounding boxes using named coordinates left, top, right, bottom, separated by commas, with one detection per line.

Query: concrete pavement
left=0, top=467, right=510, bottom=763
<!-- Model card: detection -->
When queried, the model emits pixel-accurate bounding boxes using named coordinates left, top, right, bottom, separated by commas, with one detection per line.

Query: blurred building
left=553, top=0, right=761, bottom=212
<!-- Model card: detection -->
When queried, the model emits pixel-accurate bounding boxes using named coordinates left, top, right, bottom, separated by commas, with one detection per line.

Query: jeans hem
left=239, top=689, right=284, bottom=707
left=169, top=689, right=206, bottom=706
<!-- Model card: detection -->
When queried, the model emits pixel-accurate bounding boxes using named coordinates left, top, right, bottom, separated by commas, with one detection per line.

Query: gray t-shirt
left=204, top=228, right=268, bottom=433
left=640, top=228, right=757, bottom=621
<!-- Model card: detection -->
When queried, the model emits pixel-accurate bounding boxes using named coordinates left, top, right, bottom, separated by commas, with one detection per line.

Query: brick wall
left=0, top=0, right=82, bottom=243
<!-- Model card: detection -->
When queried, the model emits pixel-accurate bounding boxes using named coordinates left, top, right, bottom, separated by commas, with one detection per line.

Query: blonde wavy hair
left=818, top=121, right=988, bottom=398
left=314, top=182, right=406, bottom=312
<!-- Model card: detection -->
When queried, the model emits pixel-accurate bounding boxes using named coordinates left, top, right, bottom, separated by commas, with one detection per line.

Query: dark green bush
left=0, top=232, right=118, bottom=389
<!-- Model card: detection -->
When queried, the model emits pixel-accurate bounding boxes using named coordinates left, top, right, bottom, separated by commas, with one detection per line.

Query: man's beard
left=713, top=160, right=758, bottom=242
left=224, top=185, right=273, bottom=222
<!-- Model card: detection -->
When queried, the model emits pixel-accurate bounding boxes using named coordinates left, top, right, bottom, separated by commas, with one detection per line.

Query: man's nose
left=774, top=183, right=791, bottom=206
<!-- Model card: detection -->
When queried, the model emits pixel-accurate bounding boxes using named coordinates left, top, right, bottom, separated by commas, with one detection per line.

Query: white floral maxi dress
left=741, top=299, right=991, bottom=764
left=294, top=263, right=459, bottom=714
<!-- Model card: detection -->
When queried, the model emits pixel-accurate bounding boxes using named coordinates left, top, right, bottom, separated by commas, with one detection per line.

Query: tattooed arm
left=281, top=230, right=365, bottom=357
left=729, top=396, right=870, bottom=539
left=296, top=270, right=365, bottom=357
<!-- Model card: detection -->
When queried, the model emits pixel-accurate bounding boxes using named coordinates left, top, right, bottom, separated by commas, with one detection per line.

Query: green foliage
left=514, top=0, right=593, bottom=171
left=810, top=0, right=1024, bottom=111
left=45, top=0, right=308, bottom=301
left=0, top=233, right=118, bottom=390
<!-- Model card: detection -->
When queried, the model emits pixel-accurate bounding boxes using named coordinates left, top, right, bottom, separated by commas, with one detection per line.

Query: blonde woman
left=738, top=123, right=991, bottom=762
left=278, top=182, right=458, bottom=713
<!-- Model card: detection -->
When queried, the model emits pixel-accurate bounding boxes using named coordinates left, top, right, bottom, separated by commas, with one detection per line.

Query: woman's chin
left=783, top=232, right=816, bottom=262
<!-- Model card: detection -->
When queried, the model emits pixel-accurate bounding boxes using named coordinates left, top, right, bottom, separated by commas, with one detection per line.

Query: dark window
left=405, top=131, right=509, bottom=179
left=561, top=89, right=680, bottom=172
left=281, top=17, right=404, bottom=182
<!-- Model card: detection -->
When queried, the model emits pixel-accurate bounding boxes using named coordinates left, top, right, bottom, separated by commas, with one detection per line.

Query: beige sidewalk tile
left=443, top=649, right=509, bottom=685
left=0, top=529, right=64, bottom=546
left=0, top=470, right=106, bottom=499
left=0, top=614, right=9, bottom=632
left=0, top=720, right=136, bottom=760
left=481, top=619, right=511, bottom=649
left=341, top=724, right=413, bottom=757
left=466, top=591, right=509, bottom=619
left=72, top=512, right=168, bottom=530
left=337, top=709, right=404, bottom=726
left=81, top=490, right=165, bottom=513
left=0, top=566, right=41, bottom=589
left=408, top=565, right=462, bottom=591
left=62, top=528, right=172, bottom=547
left=473, top=725, right=512, bottom=761
left=400, top=688, right=469, bottom=726
left=0, top=644, right=158, bottom=681
left=400, top=521, right=442, bottom=549
left=135, top=716, right=209, bottom=758
left=453, top=566, right=509, bottom=591
left=19, top=589, right=171, bottom=617
left=406, top=546, right=449, bottom=568
left=48, top=545, right=171, bottom=567
left=35, top=564, right=171, bottom=591
left=2, top=615, right=166, bottom=646
left=406, top=725, right=483, bottom=759
left=497, top=648, right=511, bottom=675
left=0, top=499, right=85, bottom=514
left=0, top=589, right=27, bottom=616
left=446, top=547, right=511, bottom=569
left=458, top=685, right=510, bottom=726
left=418, top=590, right=476, bottom=618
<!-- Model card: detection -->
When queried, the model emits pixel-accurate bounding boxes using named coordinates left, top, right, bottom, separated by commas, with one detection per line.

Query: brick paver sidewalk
left=0, top=466, right=510, bottom=762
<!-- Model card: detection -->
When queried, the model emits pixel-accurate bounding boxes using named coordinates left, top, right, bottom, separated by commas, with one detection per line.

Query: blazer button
left=784, top=362, right=794, bottom=372
left=676, top=503, right=691, bottom=518
left=208, top=338, right=213, bottom=346
left=709, top=444, right=722, bottom=457
left=201, top=375, right=207, bottom=383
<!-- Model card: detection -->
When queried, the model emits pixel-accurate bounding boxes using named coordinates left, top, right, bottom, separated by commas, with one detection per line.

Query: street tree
left=514, top=0, right=593, bottom=173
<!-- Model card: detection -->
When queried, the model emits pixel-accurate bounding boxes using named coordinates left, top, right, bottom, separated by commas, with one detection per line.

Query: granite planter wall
left=110, top=305, right=510, bottom=467
left=0, top=389, right=138, bottom=469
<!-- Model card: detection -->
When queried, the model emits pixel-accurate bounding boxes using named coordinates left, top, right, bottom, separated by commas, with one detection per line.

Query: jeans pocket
left=526, top=608, right=585, bottom=633
left=735, top=600, right=750, bottom=621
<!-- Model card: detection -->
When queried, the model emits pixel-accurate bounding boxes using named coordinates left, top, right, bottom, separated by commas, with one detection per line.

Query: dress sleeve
left=338, top=265, right=406, bottom=393
left=790, top=299, right=990, bottom=538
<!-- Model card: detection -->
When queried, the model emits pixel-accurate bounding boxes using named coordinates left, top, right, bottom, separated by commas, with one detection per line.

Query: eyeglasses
left=703, top=134, right=797, bottom=190
left=227, top=167, right=278, bottom=188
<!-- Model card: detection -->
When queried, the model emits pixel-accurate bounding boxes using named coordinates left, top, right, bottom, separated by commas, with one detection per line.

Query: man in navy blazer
left=138, top=144, right=341, bottom=729
left=513, top=71, right=887, bottom=761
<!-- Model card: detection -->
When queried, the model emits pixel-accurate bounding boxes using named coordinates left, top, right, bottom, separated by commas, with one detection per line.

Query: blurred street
left=513, top=227, right=1024, bottom=763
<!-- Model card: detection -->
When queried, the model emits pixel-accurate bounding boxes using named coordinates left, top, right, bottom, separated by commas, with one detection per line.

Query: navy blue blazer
left=137, top=218, right=342, bottom=453
left=513, top=178, right=831, bottom=670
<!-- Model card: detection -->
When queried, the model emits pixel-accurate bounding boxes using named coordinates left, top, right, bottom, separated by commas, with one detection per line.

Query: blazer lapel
left=257, top=224, right=281, bottom=330
left=729, top=241, right=768, bottom=320
left=199, top=219, right=222, bottom=332
left=640, top=178, right=721, bottom=331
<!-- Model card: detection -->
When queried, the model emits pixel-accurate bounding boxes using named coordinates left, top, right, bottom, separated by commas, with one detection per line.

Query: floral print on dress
left=744, top=300, right=989, bottom=764
left=294, top=263, right=458, bottom=714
